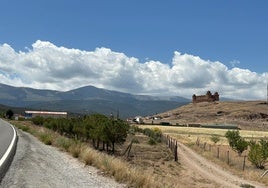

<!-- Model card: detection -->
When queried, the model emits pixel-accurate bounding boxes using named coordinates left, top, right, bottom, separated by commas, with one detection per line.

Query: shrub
left=39, top=133, right=53, bottom=145
left=55, top=137, right=72, bottom=151
left=248, top=139, right=268, bottom=169
left=80, top=146, right=94, bottom=165
left=68, top=143, right=82, bottom=158
left=143, top=128, right=162, bottom=143
left=225, top=130, right=248, bottom=156
left=21, top=125, right=30, bottom=132
left=16, top=124, right=30, bottom=132
left=210, top=135, right=220, bottom=144
left=129, top=125, right=143, bottom=135
left=148, top=138, right=157, bottom=145
left=32, top=116, right=45, bottom=125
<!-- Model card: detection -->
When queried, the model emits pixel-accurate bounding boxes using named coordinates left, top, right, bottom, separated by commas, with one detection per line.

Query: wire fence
left=162, top=134, right=178, bottom=161
left=195, top=138, right=251, bottom=171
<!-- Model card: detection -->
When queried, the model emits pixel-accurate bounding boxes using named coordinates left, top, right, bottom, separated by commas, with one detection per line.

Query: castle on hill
left=192, top=91, right=219, bottom=103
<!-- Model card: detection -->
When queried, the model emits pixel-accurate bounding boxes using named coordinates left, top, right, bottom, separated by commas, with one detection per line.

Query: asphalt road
left=0, top=119, right=15, bottom=160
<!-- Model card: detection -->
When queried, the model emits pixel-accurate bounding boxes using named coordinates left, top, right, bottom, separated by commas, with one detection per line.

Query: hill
left=147, top=101, right=268, bottom=130
left=0, top=83, right=190, bottom=118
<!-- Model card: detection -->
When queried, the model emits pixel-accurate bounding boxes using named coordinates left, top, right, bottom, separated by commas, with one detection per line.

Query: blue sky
left=0, top=1, right=267, bottom=99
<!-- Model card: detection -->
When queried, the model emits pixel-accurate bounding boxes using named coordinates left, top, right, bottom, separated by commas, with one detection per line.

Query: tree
left=248, top=139, right=268, bottom=169
left=105, top=119, right=129, bottom=153
left=225, top=130, right=248, bottom=156
left=6, top=109, right=14, bottom=119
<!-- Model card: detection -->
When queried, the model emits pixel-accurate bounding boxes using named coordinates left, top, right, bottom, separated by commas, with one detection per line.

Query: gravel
left=1, top=129, right=125, bottom=188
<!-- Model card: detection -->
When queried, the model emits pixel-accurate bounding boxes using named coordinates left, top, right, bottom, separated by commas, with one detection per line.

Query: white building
left=25, top=111, right=67, bottom=119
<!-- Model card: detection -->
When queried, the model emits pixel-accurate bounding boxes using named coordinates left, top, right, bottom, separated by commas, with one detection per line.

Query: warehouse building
left=25, top=111, right=67, bottom=119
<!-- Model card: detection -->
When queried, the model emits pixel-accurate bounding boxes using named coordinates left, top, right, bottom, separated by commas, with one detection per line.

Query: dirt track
left=177, top=141, right=266, bottom=188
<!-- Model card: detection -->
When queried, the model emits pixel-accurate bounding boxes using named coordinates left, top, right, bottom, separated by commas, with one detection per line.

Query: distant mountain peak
left=0, top=83, right=190, bottom=118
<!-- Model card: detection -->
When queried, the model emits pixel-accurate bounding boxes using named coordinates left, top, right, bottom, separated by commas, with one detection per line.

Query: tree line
left=32, top=114, right=129, bottom=153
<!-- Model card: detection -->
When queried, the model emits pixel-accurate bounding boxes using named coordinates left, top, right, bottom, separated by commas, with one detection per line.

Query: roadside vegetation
left=31, top=114, right=129, bottom=154
left=12, top=117, right=173, bottom=187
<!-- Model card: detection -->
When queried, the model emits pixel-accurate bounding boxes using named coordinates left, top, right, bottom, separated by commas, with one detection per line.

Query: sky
left=0, top=0, right=267, bottom=100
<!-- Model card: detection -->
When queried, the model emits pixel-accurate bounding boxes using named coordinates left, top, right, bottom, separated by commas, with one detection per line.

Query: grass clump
left=55, top=137, right=72, bottom=151
left=16, top=124, right=30, bottom=132
left=39, top=133, right=53, bottom=145
left=68, top=142, right=82, bottom=158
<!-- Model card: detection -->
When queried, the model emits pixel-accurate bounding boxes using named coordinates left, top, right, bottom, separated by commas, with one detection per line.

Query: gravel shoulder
left=1, top=129, right=125, bottom=188
left=177, top=141, right=266, bottom=188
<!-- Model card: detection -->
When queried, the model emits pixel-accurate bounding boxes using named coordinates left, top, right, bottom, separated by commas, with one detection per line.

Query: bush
left=148, top=138, right=157, bottom=145
left=248, top=139, right=268, bottom=169
left=21, top=125, right=30, bottom=132
left=143, top=128, right=162, bottom=144
left=68, top=143, right=82, bottom=158
left=225, top=130, right=248, bottom=156
left=39, top=133, right=53, bottom=145
left=210, top=135, right=220, bottom=144
left=129, top=125, right=143, bottom=134
left=32, top=116, right=45, bottom=125
left=16, top=124, right=30, bottom=132
left=55, top=137, right=72, bottom=151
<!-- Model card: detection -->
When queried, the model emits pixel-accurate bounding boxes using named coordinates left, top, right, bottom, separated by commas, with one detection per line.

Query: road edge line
left=0, top=120, right=18, bottom=182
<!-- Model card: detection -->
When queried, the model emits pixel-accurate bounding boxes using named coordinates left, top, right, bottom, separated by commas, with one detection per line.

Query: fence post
left=174, top=142, right=178, bottom=161
left=203, top=142, right=206, bottom=151
left=227, top=150, right=230, bottom=165
left=243, top=156, right=246, bottom=171
left=217, top=147, right=220, bottom=158
left=196, top=138, right=200, bottom=146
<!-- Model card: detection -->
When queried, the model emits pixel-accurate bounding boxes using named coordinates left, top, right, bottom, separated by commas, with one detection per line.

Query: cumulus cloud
left=0, top=40, right=267, bottom=100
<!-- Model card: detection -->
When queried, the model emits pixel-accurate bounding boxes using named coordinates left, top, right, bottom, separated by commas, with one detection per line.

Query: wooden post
left=217, top=147, right=220, bottom=158
left=227, top=150, right=230, bottom=165
left=203, top=142, right=206, bottom=151
left=243, top=156, right=246, bottom=171
left=174, top=142, right=178, bottom=161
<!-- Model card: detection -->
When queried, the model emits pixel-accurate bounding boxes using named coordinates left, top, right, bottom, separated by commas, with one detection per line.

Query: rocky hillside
left=148, top=101, right=268, bottom=130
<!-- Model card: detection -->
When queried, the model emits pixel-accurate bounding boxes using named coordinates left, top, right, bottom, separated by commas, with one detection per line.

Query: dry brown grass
left=117, top=133, right=182, bottom=187
left=78, top=143, right=158, bottom=187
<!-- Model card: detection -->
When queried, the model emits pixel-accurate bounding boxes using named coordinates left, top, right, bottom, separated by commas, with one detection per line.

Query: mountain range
left=0, top=83, right=190, bottom=118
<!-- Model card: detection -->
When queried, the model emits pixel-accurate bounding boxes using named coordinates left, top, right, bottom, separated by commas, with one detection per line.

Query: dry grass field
left=140, top=126, right=268, bottom=144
